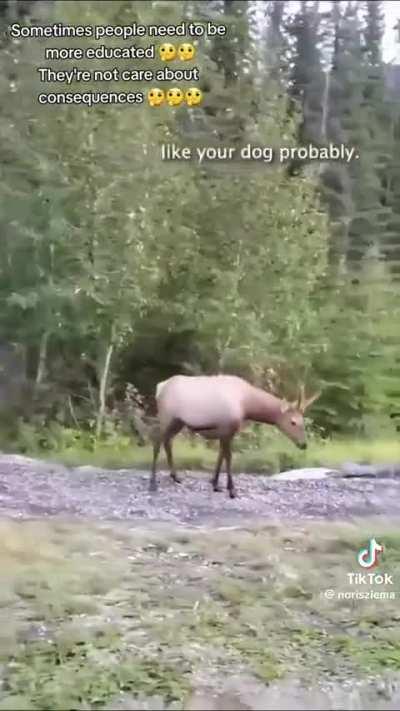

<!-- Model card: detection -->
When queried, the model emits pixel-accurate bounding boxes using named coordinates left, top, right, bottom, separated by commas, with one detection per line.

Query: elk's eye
left=291, top=419, right=297, bottom=426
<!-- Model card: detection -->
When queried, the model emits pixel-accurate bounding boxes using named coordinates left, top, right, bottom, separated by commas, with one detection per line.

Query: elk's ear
left=280, top=399, right=291, bottom=414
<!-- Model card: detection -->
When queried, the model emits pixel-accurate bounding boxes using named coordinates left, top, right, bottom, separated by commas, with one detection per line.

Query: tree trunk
left=95, top=330, right=115, bottom=439
left=320, top=69, right=330, bottom=143
left=36, top=331, right=49, bottom=385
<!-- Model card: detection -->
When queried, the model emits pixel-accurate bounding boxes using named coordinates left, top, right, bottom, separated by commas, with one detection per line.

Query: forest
left=0, top=0, right=399, bottom=469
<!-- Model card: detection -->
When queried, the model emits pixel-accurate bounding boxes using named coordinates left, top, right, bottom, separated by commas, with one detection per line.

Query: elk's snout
left=298, top=442, right=307, bottom=451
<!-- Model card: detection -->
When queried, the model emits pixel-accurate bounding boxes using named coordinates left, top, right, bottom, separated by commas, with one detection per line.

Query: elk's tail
left=133, top=410, right=160, bottom=445
left=156, top=379, right=169, bottom=400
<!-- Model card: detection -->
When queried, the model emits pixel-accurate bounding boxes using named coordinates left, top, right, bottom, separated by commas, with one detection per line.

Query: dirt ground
left=1, top=455, right=400, bottom=710
left=0, top=454, right=400, bottom=525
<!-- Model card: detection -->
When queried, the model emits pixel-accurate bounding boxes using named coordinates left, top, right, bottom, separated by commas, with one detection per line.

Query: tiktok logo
left=357, top=538, right=384, bottom=569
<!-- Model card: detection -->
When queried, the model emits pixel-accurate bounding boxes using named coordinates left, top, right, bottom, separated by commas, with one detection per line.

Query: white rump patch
left=155, top=379, right=168, bottom=399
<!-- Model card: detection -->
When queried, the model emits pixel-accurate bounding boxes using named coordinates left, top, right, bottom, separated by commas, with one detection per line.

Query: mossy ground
left=0, top=517, right=400, bottom=709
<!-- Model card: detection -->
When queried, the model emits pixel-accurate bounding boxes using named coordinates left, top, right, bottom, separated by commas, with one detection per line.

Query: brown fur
left=149, top=374, right=320, bottom=498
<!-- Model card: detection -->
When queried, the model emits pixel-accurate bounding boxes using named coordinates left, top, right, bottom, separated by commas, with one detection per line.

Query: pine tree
left=286, top=2, right=325, bottom=148
left=265, top=0, right=289, bottom=82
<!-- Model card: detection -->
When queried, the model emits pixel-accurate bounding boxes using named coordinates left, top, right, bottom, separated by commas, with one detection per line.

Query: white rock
left=271, top=467, right=339, bottom=481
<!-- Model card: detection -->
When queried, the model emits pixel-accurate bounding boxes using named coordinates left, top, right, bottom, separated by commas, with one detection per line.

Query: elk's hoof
left=212, top=485, right=223, bottom=493
left=171, top=474, right=182, bottom=484
left=228, top=489, right=237, bottom=499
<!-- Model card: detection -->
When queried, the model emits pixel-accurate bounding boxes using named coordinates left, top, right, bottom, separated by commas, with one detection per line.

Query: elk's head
left=277, top=385, right=320, bottom=450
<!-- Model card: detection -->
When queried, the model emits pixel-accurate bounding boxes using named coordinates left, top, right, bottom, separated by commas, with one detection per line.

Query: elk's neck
left=243, top=386, right=283, bottom=425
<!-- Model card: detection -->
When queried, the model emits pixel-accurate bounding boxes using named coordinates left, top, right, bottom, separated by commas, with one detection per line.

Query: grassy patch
left=0, top=518, right=400, bottom=708
left=305, top=438, right=400, bottom=468
left=4, top=422, right=400, bottom=473
left=2, top=639, right=189, bottom=711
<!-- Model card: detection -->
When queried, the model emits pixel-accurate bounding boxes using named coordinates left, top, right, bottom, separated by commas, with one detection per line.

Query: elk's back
left=156, top=375, right=247, bottom=429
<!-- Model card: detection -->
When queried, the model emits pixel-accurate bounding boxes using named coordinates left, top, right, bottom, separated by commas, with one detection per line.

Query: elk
left=149, top=374, right=320, bottom=498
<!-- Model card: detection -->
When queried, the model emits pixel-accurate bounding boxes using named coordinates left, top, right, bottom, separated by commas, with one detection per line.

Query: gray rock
left=271, top=468, right=339, bottom=481
left=340, top=463, right=400, bottom=479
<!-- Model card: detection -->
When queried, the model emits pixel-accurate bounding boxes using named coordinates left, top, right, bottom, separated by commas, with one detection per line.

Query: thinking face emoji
left=147, top=88, right=165, bottom=107
left=159, top=43, right=176, bottom=61
left=166, top=88, right=184, bottom=107
left=185, top=87, right=203, bottom=107
left=178, top=43, right=196, bottom=61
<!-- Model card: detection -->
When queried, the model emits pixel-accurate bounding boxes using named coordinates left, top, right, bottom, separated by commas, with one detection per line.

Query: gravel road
left=1, top=454, right=400, bottom=525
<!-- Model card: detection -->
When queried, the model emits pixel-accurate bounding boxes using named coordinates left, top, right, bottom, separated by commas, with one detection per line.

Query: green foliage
left=0, top=0, right=399, bottom=445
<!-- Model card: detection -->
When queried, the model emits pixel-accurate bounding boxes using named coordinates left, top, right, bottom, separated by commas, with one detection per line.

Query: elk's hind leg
left=222, top=437, right=236, bottom=499
left=164, top=419, right=184, bottom=484
left=210, top=440, right=225, bottom=492
left=149, top=436, right=161, bottom=493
